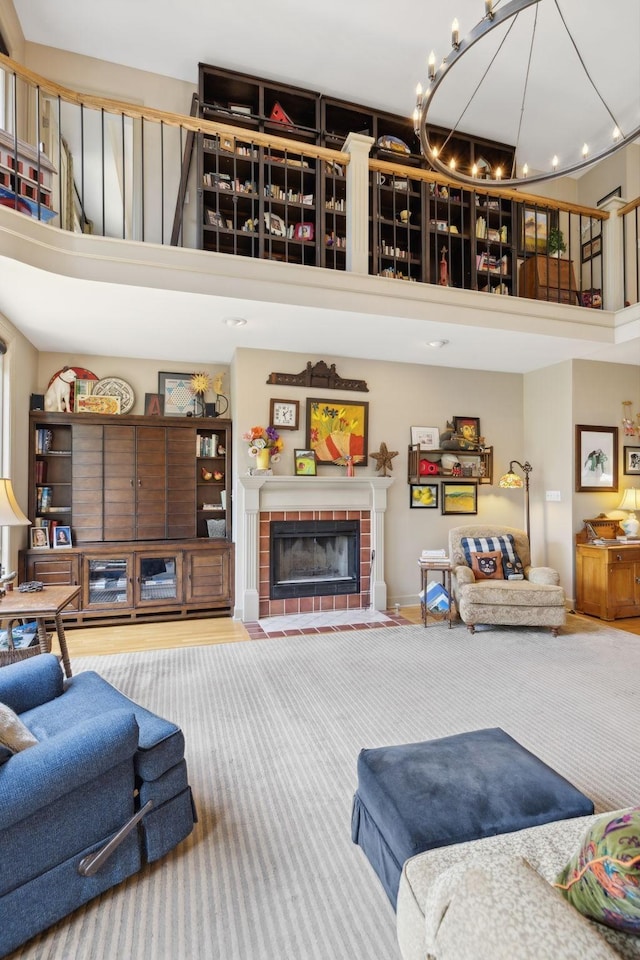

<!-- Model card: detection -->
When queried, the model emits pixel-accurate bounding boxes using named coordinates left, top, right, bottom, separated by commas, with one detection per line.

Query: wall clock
left=270, top=398, right=299, bottom=430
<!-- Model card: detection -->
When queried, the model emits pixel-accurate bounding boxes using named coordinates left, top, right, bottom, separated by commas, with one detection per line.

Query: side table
left=0, top=584, right=79, bottom=678
left=419, top=561, right=453, bottom=628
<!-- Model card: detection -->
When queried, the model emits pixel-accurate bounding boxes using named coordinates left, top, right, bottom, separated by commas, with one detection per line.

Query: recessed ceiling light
left=223, top=317, right=247, bottom=327
left=426, top=339, right=449, bottom=348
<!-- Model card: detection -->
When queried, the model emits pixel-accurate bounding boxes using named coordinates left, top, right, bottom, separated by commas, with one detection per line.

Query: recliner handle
left=77, top=799, right=154, bottom=877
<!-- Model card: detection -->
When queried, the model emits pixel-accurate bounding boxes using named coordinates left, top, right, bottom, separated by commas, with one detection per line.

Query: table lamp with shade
left=0, top=477, right=31, bottom=594
left=617, top=488, right=640, bottom=537
left=498, top=460, right=533, bottom=541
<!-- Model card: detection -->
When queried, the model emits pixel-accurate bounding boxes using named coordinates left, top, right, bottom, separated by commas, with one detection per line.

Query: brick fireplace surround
left=236, top=477, right=393, bottom=622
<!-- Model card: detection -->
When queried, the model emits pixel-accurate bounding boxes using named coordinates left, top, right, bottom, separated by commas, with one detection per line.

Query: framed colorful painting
left=441, top=482, right=478, bottom=515
left=306, top=398, right=369, bottom=466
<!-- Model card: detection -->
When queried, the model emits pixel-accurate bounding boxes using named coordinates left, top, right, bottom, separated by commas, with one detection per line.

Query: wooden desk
left=1, top=585, right=80, bottom=677
left=519, top=255, right=578, bottom=304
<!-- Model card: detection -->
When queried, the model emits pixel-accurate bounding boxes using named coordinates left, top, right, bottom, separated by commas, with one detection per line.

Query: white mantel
left=235, top=475, right=393, bottom=621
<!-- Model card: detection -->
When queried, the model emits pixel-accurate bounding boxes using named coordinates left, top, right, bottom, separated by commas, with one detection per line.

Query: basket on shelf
left=0, top=619, right=46, bottom=668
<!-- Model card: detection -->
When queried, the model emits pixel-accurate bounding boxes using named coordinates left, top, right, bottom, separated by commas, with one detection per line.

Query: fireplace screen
left=270, top=519, right=360, bottom=599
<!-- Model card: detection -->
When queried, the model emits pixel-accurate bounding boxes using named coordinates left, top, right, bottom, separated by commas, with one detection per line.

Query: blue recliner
left=0, top=655, right=196, bottom=956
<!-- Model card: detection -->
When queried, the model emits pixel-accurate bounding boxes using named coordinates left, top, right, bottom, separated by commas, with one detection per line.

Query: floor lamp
left=0, top=477, right=31, bottom=594
left=498, top=460, right=533, bottom=542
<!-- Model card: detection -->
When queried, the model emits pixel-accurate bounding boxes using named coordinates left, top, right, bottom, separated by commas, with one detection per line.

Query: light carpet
left=12, top=617, right=640, bottom=960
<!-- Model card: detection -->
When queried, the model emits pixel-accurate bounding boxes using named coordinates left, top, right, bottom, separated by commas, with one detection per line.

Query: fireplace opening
left=270, top=519, right=360, bottom=600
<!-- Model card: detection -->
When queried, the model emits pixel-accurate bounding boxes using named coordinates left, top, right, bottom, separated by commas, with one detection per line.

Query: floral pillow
left=554, top=807, right=640, bottom=933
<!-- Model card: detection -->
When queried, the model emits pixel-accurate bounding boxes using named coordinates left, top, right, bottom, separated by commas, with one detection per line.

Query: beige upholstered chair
left=449, top=525, right=566, bottom=636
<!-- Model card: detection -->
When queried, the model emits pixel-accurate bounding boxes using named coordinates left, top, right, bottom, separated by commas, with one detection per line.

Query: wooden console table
left=519, top=256, right=578, bottom=304
left=575, top=542, right=640, bottom=621
left=0, top=584, right=80, bottom=677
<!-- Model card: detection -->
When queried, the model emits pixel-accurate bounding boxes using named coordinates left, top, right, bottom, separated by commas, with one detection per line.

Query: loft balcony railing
left=0, top=53, right=637, bottom=311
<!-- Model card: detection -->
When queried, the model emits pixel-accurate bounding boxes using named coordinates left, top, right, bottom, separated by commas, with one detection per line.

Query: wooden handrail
left=618, top=196, right=640, bottom=217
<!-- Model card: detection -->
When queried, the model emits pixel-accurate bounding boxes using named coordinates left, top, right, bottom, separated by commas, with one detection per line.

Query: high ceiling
left=3, top=0, right=640, bottom=372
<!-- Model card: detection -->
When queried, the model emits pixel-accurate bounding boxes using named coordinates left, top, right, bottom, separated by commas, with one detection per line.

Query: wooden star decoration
left=371, top=442, right=398, bottom=477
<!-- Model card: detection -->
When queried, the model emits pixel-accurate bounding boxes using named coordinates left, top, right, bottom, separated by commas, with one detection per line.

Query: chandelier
left=413, top=0, right=640, bottom=187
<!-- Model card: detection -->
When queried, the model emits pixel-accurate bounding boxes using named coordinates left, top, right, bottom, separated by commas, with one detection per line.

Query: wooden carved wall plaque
left=266, top=361, right=369, bottom=393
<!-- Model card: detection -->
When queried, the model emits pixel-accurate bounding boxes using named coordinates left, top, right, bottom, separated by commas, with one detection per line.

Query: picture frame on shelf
left=30, top=526, right=50, bottom=549
left=294, top=449, right=317, bottom=476
left=270, top=398, right=299, bottom=430
left=75, top=395, right=121, bottom=415
left=219, top=134, right=235, bottom=153
left=73, top=379, right=95, bottom=411
left=575, top=425, right=618, bottom=492
left=53, top=525, right=72, bottom=549
left=623, top=446, right=640, bottom=476
left=265, top=211, right=287, bottom=236
left=206, top=209, right=226, bottom=228
left=144, top=392, right=165, bottom=416
left=410, top=484, right=439, bottom=509
left=228, top=103, right=252, bottom=117
left=453, top=417, right=481, bottom=445
left=410, top=426, right=440, bottom=450
left=441, top=482, right=478, bottom=516
left=294, top=222, right=314, bottom=241
left=306, top=397, right=369, bottom=466
left=158, top=372, right=196, bottom=417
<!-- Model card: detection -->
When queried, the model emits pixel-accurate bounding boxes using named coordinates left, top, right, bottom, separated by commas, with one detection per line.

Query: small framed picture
left=410, top=426, right=440, bottom=449
left=158, top=372, right=195, bottom=417
left=270, top=398, right=299, bottom=430
left=265, top=211, right=287, bottom=236
left=453, top=417, right=481, bottom=445
left=294, top=449, right=317, bottom=476
left=623, top=446, right=640, bottom=476
left=219, top=134, right=235, bottom=153
left=410, top=484, right=438, bottom=509
left=581, top=235, right=602, bottom=262
left=53, top=525, right=72, bottom=548
left=576, top=425, right=618, bottom=492
left=73, top=379, right=95, bottom=411
left=294, top=222, right=314, bottom=241
left=441, top=482, right=478, bottom=516
left=144, top=392, right=165, bottom=416
left=30, top=526, right=50, bottom=549
left=206, top=209, right=226, bottom=228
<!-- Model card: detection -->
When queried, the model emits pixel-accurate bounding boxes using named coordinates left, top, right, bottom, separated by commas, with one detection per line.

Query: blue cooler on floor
left=351, top=727, right=594, bottom=908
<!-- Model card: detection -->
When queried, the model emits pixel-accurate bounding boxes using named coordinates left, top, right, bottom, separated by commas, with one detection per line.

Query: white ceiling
left=3, top=0, right=640, bottom=373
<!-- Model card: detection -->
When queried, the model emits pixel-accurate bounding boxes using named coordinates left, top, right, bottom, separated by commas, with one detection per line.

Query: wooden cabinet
left=20, top=540, right=234, bottom=625
left=575, top=543, right=640, bottom=620
left=23, top=411, right=233, bottom=625
left=519, top=255, right=578, bottom=304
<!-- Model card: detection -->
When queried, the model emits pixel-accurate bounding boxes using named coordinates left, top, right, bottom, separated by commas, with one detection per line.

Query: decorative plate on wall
left=92, top=377, right=135, bottom=414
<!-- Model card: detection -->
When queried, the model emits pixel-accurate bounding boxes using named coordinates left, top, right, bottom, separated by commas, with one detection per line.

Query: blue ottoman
left=351, top=727, right=593, bottom=908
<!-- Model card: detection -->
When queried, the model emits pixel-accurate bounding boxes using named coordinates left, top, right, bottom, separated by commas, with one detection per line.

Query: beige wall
left=232, top=346, right=525, bottom=607
left=0, top=312, right=38, bottom=573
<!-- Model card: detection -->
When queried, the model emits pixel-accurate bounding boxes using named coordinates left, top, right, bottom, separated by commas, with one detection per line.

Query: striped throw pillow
left=461, top=535, right=524, bottom=580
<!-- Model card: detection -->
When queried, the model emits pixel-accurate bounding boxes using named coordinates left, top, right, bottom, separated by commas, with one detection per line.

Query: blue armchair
left=0, top=655, right=196, bottom=956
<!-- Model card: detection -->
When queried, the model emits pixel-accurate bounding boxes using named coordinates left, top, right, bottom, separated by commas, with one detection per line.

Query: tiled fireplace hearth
left=236, top=476, right=393, bottom=621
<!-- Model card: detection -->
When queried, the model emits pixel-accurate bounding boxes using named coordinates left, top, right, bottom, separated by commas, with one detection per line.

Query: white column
left=600, top=195, right=627, bottom=311
left=344, top=132, right=374, bottom=275
left=235, top=477, right=264, bottom=621
left=369, top=481, right=389, bottom=611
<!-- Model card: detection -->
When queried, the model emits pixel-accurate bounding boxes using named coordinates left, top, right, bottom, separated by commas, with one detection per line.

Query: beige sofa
left=396, top=812, right=637, bottom=960
left=449, top=525, right=566, bottom=635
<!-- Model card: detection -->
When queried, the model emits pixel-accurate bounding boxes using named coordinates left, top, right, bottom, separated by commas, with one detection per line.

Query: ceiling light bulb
left=416, top=82, right=423, bottom=98
left=428, top=51, right=436, bottom=79
left=451, top=19, right=460, bottom=47
left=552, top=155, right=559, bottom=170
left=522, top=163, right=529, bottom=177
left=613, top=126, right=621, bottom=141
left=582, top=142, right=589, bottom=157
left=472, top=163, right=478, bottom=176
left=432, top=146, right=439, bottom=158
left=495, top=166, right=502, bottom=180
left=449, top=158, right=456, bottom=170
left=427, top=339, right=449, bottom=348
left=485, top=0, right=494, bottom=19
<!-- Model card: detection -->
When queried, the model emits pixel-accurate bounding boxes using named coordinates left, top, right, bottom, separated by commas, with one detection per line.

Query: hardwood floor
left=60, top=606, right=640, bottom=658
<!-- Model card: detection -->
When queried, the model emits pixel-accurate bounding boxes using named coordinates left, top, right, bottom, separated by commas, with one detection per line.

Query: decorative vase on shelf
left=255, top=448, right=271, bottom=471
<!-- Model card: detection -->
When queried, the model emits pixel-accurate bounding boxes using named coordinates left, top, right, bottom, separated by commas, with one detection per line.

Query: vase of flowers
left=243, top=425, right=283, bottom=470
